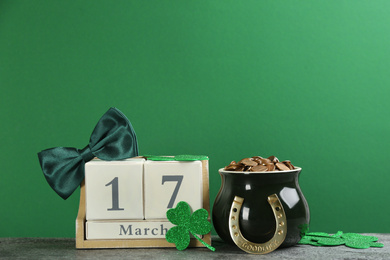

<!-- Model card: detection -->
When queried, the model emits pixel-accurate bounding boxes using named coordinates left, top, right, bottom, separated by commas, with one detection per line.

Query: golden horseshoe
left=228, top=194, right=287, bottom=254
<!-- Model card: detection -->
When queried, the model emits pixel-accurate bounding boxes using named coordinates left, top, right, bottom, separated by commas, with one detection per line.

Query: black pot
left=212, top=167, right=310, bottom=249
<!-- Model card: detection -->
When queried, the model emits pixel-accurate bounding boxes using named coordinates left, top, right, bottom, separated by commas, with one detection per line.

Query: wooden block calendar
left=76, top=157, right=211, bottom=249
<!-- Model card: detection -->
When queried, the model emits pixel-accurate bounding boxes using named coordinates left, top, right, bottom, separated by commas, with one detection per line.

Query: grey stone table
left=0, top=235, right=389, bottom=260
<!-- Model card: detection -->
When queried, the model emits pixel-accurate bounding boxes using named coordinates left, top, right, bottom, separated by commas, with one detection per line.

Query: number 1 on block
left=106, top=177, right=124, bottom=211
left=85, top=159, right=144, bottom=220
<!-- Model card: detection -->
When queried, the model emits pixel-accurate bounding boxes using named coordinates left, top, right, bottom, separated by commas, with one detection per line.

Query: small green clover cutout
left=144, top=155, right=209, bottom=161
left=165, top=201, right=215, bottom=251
left=299, top=231, right=384, bottom=249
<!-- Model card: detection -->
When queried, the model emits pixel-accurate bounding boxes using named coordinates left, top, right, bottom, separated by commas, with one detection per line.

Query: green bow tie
left=38, top=107, right=138, bottom=200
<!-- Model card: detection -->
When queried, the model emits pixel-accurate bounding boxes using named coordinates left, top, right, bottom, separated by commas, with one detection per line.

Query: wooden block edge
left=76, top=159, right=211, bottom=249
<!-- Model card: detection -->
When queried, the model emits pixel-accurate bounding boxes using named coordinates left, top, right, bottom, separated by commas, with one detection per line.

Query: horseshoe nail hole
left=277, top=214, right=283, bottom=219
left=233, top=208, right=237, bottom=212
left=278, top=230, right=283, bottom=235
left=234, top=232, right=238, bottom=237
left=232, top=225, right=236, bottom=229
left=231, top=216, right=236, bottom=220
left=279, top=221, right=285, bottom=226
left=275, top=206, right=281, bottom=211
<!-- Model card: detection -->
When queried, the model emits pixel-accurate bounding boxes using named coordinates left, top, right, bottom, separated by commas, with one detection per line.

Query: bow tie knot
left=38, top=107, right=138, bottom=200
left=79, top=145, right=95, bottom=162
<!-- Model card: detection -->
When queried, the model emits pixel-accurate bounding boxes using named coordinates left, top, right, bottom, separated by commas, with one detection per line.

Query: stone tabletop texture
left=0, top=235, right=389, bottom=260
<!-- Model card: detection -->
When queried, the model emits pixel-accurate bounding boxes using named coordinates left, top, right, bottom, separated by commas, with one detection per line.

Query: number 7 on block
left=162, top=175, right=183, bottom=208
left=144, top=161, right=203, bottom=219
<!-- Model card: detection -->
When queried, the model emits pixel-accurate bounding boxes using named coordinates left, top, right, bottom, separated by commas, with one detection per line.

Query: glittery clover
left=144, top=155, right=209, bottom=161
left=299, top=231, right=384, bottom=249
left=165, top=201, right=215, bottom=251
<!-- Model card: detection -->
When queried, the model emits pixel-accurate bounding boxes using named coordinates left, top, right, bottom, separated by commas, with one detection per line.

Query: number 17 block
left=84, top=159, right=204, bottom=240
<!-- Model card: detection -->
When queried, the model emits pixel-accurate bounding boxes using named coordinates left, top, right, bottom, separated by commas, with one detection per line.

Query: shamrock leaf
left=308, top=231, right=345, bottom=246
left=316, top=237, right=345, bottom=246
left=298, top=236, right=321, bottom=246
left=342, top=233, right=384, bottom=249
left=189, top=208, right=211, bottom=235
left=342, top=233, right=377, bottom=242
left=305, top=232, right=333, bottom=237
left=165, top=201, right=215, bottom=251
left=166, top=226, right=190, bottom=251
left=144, top=155, right=208, bottom=161
left=345, top=240, right=371, bottom=249
left=331, top=231, right=344, bottom=238
left=173, top=155, right=209, bottom=161
left=368, top=242, right=385, bottom=248
left=143, top=155, right=175, bottom=161
left=166, top=201, right=191, bottom=225
left=299, top=231, right=384, bottom=249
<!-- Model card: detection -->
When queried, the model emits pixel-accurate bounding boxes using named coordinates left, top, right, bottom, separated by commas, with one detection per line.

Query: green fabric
left=144, top=155, right=209, bottom=161
left=37, top=107, right=138, bottom=200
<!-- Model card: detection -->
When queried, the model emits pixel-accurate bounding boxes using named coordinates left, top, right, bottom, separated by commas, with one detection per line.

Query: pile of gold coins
left=224, top=156, right=295, bottom=172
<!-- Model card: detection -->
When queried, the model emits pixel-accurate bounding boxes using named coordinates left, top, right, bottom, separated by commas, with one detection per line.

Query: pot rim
left=219, top=166, right=301, bottom=174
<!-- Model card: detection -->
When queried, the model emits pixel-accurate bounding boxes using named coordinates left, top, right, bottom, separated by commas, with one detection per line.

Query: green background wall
left=1, top=1, right=389, bottom=238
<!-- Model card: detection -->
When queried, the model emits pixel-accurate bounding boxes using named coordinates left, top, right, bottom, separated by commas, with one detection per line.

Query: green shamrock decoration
left=299, top=231, right=384, bottom=249
left=144, top=155, right=209, bottom=161
left=165, top=201, right=215, bottom=251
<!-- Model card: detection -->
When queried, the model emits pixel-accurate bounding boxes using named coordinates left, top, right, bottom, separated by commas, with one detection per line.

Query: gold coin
left=235, top=166, right=245, bottom=171
left=275, top=162, right=290, bottom=171
left=244, top=166, right=252, bottom=171
left=238, top=158, right=258, bottom=167
left=251, top=156, right=263, bottom=163
left=224, top=156, right=295, bottom=173
left=225, top=165, right=241, bottom=171
left=224, top=165, right=234, bottom=171
left=282, top=160, right=295, bottom=170
left=268, top=156, right=279, bottom=163
left=225, top=164, right=245, bottom=171
left=266, top=163, right=276, bottom=171
left=251, top=165, right=268, bottom=172
left=260, top=158, right=271, bottom=165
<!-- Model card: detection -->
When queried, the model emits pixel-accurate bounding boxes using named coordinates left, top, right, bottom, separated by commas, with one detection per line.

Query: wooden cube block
left=76, top=159, right=210, bottom=249
left=144, top=160, right=203, bottom=219
left=85, top=158, right=144, bottom=220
